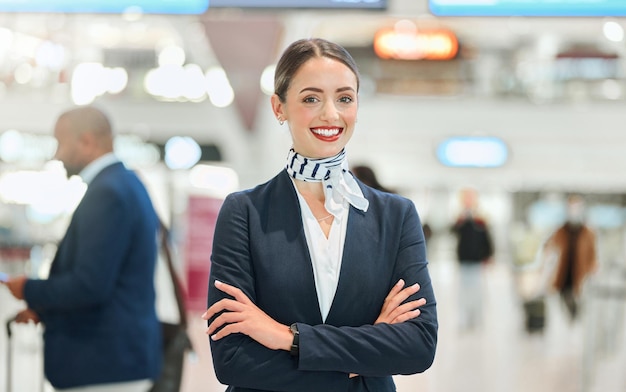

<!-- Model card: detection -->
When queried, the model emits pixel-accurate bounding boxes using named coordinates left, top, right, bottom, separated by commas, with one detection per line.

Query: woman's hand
left=375, top=279, right=426, bottom=325
left=349, top=279, right=425, bottom=379
left=202, top=280, right=292, bottom=351
left=15, top=308, right=40, bottom=324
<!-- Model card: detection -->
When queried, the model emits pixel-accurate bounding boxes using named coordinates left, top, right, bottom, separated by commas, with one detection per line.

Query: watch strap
left=289, top=323, right=299, bottom=357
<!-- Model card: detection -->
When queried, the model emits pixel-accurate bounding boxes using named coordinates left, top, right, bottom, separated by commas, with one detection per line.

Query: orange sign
left=374, top=28, right=459, bottom=61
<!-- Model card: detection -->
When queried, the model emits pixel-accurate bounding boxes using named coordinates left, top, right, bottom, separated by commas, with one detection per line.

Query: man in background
left=451, top=187, right=494, bottom=332
left=3, top=106, right=162, bottom=391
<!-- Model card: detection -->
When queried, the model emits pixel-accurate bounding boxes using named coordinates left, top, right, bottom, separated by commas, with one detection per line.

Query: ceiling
left=0, top=0, right=623, bottom=136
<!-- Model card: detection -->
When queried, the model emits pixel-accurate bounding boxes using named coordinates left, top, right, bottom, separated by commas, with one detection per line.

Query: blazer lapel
left=269, top=172, right=324, bottom=323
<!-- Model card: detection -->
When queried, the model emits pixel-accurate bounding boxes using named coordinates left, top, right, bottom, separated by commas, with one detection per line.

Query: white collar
left=79, top=152, right=120, bottom=185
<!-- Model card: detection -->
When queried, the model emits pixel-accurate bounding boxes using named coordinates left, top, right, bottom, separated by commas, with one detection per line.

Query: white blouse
left=292, top=181, right=349, bottom=322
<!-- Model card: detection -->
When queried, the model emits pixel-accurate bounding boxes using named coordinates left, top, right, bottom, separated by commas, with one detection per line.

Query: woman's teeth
left=312, top=128, right=340, bottom=137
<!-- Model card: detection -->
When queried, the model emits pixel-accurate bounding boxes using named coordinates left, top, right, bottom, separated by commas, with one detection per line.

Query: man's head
left=53, top=106, right=114, bottom=178
left=566, top=194, right=586, bottom=225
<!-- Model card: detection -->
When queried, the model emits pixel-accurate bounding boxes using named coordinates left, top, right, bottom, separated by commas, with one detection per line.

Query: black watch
left=289, top=323, right=299, bottom=357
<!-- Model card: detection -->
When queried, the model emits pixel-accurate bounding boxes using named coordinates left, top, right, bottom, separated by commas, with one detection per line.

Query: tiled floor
left=2, top=243, right=625, bottom=392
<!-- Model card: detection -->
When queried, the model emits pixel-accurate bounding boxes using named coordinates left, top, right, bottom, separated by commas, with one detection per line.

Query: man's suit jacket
left=24, top=162, right=162, bottom=389
left=207, top=170, right=438, bottom=392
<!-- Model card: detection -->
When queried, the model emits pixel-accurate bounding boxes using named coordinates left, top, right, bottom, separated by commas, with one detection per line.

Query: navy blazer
left=207, top=170, right=437, bottom=392
left=24, top=162, right=162, bottom=389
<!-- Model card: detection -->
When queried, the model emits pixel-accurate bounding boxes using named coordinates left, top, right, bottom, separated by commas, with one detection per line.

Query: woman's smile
left=310, top=126, right=343, bottom=142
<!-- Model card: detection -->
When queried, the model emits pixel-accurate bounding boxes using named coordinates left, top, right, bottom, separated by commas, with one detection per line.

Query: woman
left=203, top=38, right=437, bottom=391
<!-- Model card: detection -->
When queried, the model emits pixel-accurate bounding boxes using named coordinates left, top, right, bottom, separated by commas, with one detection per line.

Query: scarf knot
left=285, top=148, right=369, bottom=216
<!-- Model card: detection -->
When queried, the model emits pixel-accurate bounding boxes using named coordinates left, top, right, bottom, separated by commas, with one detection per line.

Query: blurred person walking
left=544, top=194, right=597, bottom=321
left=2, top=106, right=162, bottom=391
left=203, top=38, right=437, bottom=392
left=451, top=187, right=494, bottom=332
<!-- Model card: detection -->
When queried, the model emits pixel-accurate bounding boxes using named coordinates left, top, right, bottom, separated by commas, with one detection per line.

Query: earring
left=278, top=117, right=284, bottom=126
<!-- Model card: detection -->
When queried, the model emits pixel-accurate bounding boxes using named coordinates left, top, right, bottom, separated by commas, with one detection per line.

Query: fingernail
left=201, top=312, right=207, bottom=319
left=211, top=334, right=218, bottom=341
left=214, top=280, right=222, bottom=286
left=397, top=279, right=404, bottom=286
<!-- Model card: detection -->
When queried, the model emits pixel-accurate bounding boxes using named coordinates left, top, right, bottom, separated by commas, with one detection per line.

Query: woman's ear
left=270, top=94, right=284, bottom=122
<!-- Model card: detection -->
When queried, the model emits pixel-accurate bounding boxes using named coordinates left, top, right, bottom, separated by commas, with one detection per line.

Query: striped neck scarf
left=285, top=148, right=369, bottom=217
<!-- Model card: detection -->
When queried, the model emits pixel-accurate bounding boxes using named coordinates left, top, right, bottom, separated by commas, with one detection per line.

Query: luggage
left=5, top=316, right=46, bottom=392
left=523, top=297, right=546, bottom=333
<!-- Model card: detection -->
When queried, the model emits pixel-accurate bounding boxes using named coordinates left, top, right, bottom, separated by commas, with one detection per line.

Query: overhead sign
left=437, top=137, right=508, bottom=168
left=429, top=0, right=626, bottom=17
left=0, top=0, right=209, bottom=14
left=209, top=0, right=386, bottom=9
left=374, top=28, right=459, bottom=60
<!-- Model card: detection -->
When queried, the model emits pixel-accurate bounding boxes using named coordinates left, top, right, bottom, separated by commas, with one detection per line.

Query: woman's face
left=272, top=56, right=358, bottom=159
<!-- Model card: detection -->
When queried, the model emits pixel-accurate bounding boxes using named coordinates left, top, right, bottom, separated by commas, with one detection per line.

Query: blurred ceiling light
left=0, top=170, right=45, bottom=204
left=0, top=131, right=56, bottom=163
left=0, top=129, right=24, bottom=163
left=144, top=64, right=186, bottom=100
left=0, top=165, right=85, bottom=214
left=164, top=136, right=201, bottom=170
left=374, top=26, right=459, bottom=60
left=603, top=21, right=624, bottom=42
left=260, top=64, right=275, bottom=96
left=189, top=164, right=239, bottom=198
left=71, top=62, right=106, bottom=105
left=71, top=63, right=128, bottom=104
left=14, top=63, right=34, bottom=84
left=206, top=67, right=234, bottom=108
left=158, top=45, right=185, bottom=66
left=182, top=63, right=207, bottom=101
left=105, top=67, right=129, bottom=94
left=35, top=41, right=66, bottom=70
left=26, top=167, right=86, bottom=221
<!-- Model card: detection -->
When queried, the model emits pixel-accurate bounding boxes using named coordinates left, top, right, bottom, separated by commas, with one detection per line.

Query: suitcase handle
left=6, top=315, right=16, bottom=392
left=6, top=315, right=16, bottom=338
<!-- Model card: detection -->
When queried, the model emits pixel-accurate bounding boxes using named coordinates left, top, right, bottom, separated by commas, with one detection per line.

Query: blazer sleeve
left=24, top=184, right=136, bottom=313
left=297, top=197, right=437, bottom=377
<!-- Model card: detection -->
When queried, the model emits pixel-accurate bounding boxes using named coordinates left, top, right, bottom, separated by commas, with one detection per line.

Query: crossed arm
left=203, top=278, right=426, bottom=352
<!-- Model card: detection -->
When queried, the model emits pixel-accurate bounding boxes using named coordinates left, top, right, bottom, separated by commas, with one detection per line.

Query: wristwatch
left=289, top=323, right=299, bottom=357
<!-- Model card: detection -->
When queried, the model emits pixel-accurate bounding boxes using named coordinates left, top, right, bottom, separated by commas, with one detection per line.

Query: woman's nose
left=320, top=101, right=339, bottom=122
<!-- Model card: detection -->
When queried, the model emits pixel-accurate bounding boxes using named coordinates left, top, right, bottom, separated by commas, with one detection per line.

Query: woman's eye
left=339, top=96, right=354, bottom=104
left=303, top=96, right=319, bottom=103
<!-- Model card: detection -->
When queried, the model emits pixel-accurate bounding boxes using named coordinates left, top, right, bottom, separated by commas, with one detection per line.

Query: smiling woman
left=203, top=38, right=438, bottom=392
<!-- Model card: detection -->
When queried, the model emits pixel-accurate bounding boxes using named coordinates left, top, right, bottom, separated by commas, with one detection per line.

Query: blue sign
left=436, top=137, right=508, bottom=168
left=0, top=0, right=209, bottom=14
left=429, top=0, right=626, bottom=17
left=209, top=0, right=386, bottom=9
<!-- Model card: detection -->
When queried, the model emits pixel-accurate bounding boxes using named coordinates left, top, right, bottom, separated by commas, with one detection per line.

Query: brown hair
left=352, top=165, right=394, bottom=193
left=274, top=38, right=360, bottom=103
